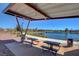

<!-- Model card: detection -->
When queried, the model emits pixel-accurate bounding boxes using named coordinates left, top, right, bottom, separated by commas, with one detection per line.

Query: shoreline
left=26, top=34, right=79, bottom=46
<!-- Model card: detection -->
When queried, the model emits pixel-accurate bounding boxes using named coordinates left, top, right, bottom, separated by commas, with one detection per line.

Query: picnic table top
left=44, top=41, right=60, bottom=46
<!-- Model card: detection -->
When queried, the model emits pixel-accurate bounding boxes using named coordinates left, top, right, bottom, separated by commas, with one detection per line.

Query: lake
left=44, top=32, right=79, bottom=41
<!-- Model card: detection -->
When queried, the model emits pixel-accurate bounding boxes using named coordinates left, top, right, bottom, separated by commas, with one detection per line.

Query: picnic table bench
left=41, top=41, right=61, bottom=55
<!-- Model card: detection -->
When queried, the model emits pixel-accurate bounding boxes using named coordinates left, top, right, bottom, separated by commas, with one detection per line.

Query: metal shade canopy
left=3, top=3, right=79, bottom=43
left=4, top=3, right=79, bottom=20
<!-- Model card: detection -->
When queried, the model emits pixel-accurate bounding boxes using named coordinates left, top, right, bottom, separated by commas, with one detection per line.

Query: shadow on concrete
left=0, top=39, right=17, bottom=56
left=0, top=39, right=63, bottom=56
left=0, top=39, right=17, bottom=44
left=64, top=49, right=79, bottom=56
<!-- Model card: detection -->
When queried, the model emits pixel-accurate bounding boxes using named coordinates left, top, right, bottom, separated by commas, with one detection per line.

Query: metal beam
left=5, top=9, right=34, bottom=20
left=31, top=15, right=79, bottom=21
left=25, top=3, right=51, bottom=18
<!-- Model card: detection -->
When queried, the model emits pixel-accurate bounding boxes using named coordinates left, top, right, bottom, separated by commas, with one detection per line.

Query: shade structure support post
left=24, top=19, right=30, bottom=36
left=16, top=16, right=23, bottom=35
left=16, top=16, right=24, bottom=43
left=15, top=16, right=31, bottom=43
left=20, top=18, right=31, bottom=43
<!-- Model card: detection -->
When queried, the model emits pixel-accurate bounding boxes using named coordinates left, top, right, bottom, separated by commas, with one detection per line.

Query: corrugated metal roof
left=4, top=3, right=79, bottom=20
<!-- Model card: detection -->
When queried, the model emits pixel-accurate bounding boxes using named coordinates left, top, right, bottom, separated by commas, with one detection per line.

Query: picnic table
left=44, top=41, right=60, bottom=48
left=27, top=38, right=39, bottom=45
left=41, top=41, right=61, bottom=55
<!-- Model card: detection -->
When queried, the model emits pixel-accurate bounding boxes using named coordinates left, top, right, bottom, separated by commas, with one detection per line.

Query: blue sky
left=0, top=3, right=79, bottom=30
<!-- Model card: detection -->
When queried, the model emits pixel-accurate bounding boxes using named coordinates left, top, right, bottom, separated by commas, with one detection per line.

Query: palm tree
left=65, top=28, right=68, bottom=40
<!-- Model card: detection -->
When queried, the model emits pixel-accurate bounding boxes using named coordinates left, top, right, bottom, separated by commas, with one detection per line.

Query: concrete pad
left=5, top=42, right=53, bottom=56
